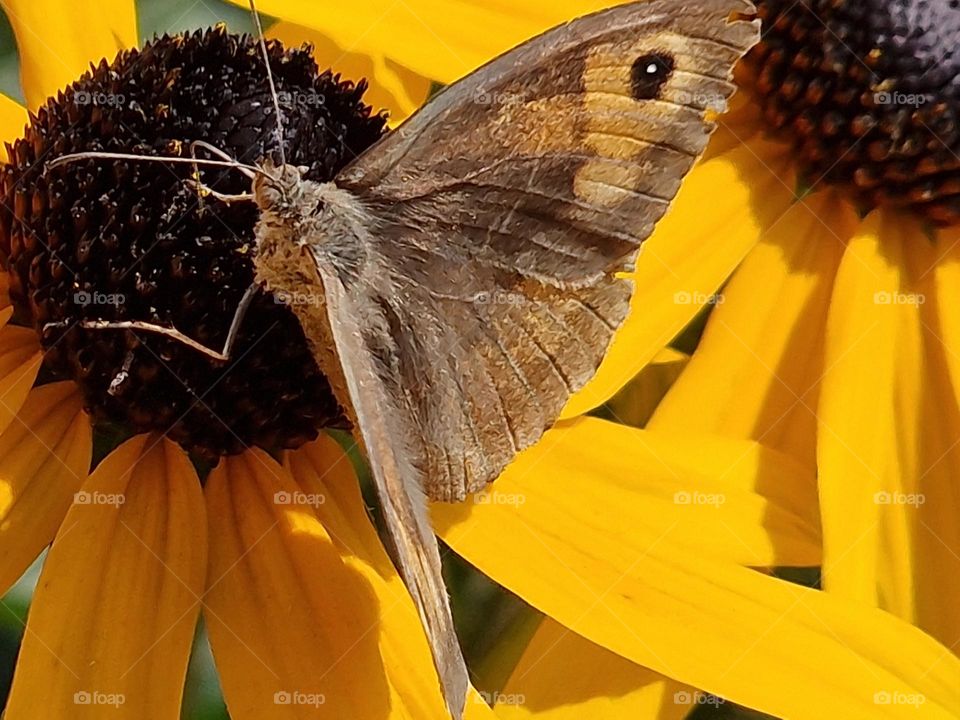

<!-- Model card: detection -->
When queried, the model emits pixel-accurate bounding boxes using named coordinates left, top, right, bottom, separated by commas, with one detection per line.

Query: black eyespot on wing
left=631, top=53, right=675, bottom=101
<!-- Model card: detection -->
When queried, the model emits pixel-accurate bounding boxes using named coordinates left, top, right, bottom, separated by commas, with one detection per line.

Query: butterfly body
left=252, top=162, right=372, bottom=406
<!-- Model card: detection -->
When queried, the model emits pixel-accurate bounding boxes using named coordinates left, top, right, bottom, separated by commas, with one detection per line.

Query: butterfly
left=52, top=1, right=759, bottom=717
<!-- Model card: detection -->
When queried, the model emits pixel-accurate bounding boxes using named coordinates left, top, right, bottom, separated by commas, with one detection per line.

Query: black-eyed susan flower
left=648, top=0, right=960, bottom=665
left=252, top=1, right=960, bottom=718
left=1, top=1, right=958, bottom=720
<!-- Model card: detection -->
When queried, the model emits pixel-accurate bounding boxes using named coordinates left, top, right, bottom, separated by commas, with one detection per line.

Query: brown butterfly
left=52, top=1, right=758, bottom=717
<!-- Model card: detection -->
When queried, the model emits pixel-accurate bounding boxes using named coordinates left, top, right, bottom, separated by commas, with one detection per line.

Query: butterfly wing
left=310, top=2, right=757, bottom=716
left=332, top=0, right=760, bottom=502
left=314, top=263, right=470, bottom=720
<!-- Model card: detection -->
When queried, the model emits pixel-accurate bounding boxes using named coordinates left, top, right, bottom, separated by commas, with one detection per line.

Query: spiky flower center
left=0, top=28, right=388, bottom=459
left=743, top=0, right=960, bottom=223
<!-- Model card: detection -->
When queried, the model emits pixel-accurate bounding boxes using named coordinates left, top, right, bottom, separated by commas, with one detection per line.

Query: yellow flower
left=263, top=1, right=960, bottom=718
left=651, top=0, right=960, bottom=654
left=0, top=2, right=497, bottom=718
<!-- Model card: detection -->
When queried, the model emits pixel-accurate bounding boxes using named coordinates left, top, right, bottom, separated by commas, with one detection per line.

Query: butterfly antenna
left=46, top=151, right=272, bottom=181
left=248, top=0, right=287, bottom=166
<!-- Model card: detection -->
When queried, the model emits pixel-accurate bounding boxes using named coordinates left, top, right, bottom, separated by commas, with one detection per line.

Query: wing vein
left=563, top=294, right=620, bottom=332
left=513, top=316, right=575, bottom=394
left=575, top=178, right=671, bottom=205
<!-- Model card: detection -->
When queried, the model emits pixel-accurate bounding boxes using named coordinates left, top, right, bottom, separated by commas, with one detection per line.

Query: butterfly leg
left=46, top=284, right=261, bottom=362
left=187, top=141, right=257, bottom=207
left=187, top=180, right=256, bottom=204
left=78, top=320, right=235, bottom=361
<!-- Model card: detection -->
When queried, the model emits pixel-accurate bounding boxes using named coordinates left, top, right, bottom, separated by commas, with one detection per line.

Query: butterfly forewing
left=331, top=0, right=760, bottom=502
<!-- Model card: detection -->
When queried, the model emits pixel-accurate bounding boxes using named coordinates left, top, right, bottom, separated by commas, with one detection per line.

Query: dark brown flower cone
left=0, top=26, right=388, bottom=459
left=744, top=0, right=960, bottom=224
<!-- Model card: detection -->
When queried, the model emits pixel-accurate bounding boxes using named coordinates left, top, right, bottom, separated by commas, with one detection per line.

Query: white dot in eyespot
left=646, top=63, right=659, bottom=74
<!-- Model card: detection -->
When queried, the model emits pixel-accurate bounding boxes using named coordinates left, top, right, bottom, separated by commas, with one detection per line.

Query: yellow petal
left=6, top=0, right=137, bottom=110
left=0, top=94, right=28, bottom=156
left=205, top=449, right=385, bottom=718
left=268, top=22, right=432, bottom=126
left=0, top=382, right=91, bottom=595
left=818, top=210, right=960, bottom=648
left=237, top=0, right=621, bottom=84
left=932, top=224, right=960, bottom=407
left=435, top=420, right=960, bottom=718
left=497, top=619, right=691, bottom=720
left=5, top=435, right=206, bottom=720
left=563, top=110, right=798, bottom=417
left=0, top=325, right=44, bottom=437
left=651, top=191, right=856, bottom=470
left=604, top=347, right=688, bottom=428
left=817, top=211, right=910, bottom=609
left=205, top=447, right=497, bottom=719
left=924, top=227, right=960, bottom=649
left=285, top=435, right=497, bottom=719
left=438, top=417, right=819, bottom=570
